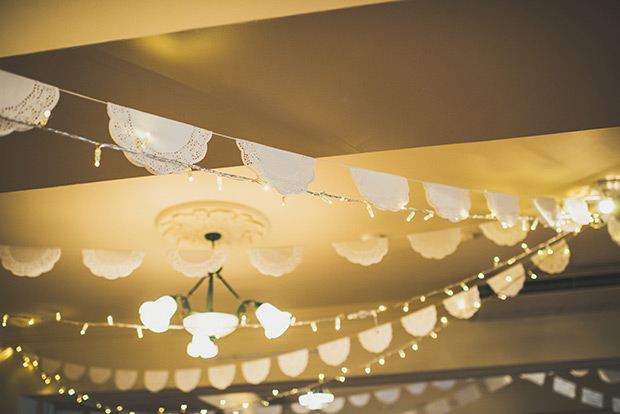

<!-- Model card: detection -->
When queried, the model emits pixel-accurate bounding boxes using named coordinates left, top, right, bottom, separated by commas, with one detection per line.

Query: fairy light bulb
left=402, top=303, right=409, bottom=312
left=335, top=316, right=341, bottom=331
left=406, top=211, right=416, bottom=222
left=54, top=374, right=61, bottom=381
left=28, top=318, right=34, bottom=326
left=341, top=367, right=348, bottom=373
left=80, top=323, right=89, bottom=335
left=55, top=312, right=61, bottom=321
left=107, top=315, right=114, bottom=326
left=440, top=316, right=448, bottom=324
left=365, top=366, right=371, bottom=374
left=378, top=305, right=386, bottom=312
left=321, top=195, right=333, bottom=204
left=429, top=331, right=438, bottom=339
left=505, top=275, right=512, bottom=282
left=478, top=272, right=485, bottom=279
left=94, top=145, right=102, bottom=167
left=399, top=349, right=406, bottom=359
left=366, top=203, right=375, bottom=218
left=2, top=314, right=7, bottom=327
left=530, top=219, right=539, bottom=231
left=420, top=295, right=426, bottom=303
left=445, top=289, right=454, bottom=296
left=547, top=248, right=553, bottom=254
left=242, top=402, right=249, bottom=409
left=58, top=387, right=65, bottom=395
left=501, top=221, right=508, bottom=229
left=263, top=184, right=270, bottom=191
left=338, top=376, right=346, bottom=382
left=461, top=283, right=469, bottom=292
left=423, top=212, right=434, bottom=221
left=473, top=301, right=481, bottom=308
left=272, top=389, right=279, bottom=396
left=181, top=404, right=187, bottom=411
left=498, top=294, right=507, bottom=300
left=41, top=109, right=51, bottom=126
left=412, top=343, right=418, bottom=351
left=530, top=272, right=538, bottom=280
left=537, top=250, right=544, bottom=256
left=493, top=256, right=500, bottom=265
left=281, top=197, right=286, bottom=206
left=310, top=321, right=318, bottom=332
left=217, top=175, right=223, bottom=191
left=137, top=326, right=144, bottom=339
left=318, top=373, right=325, bottom=381
left=379, top=358, right=385, bottom=365
left=507, top=258, right=515, bottom=265
left=68, top=389, right=75, bottom=396
left=15, top=346, right=22, bottom=352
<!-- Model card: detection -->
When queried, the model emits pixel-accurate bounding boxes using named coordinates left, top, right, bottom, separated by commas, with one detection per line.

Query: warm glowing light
left=338, top=376, right=346, bottom=382
left=55, top=312, right=61, bottom=321
left=137, top=326, right=143, bottom=338
left=80, top=323, right=89, bottom=335
left=311, top=321, right=318, bottom=332
left=412, top=343, right=418, bottom=351
left=598, top=198, right=615, bottom=214
left=521, top=243, right=528, bottom=249
left=429, top=331, right=438, bottom=339
left=2, top=314, right=7, bottom=327
left=263, top=184, right=270, bottom=191
left=406, top=211, right=416, bottom=222
left=180, top=404, right=187, bottom=411
left=217, top=175, right=223, bottom=191
left=379, top=358, right=385, bottom=365
left=242, top=402, right=249, bottom=409
left=378, top=305, right=386, bottom=312
left=272, top=389, right=279, bottom=396
left=399, top=349, right=406, bottom=358
left=461, top=283, right=469, bottom=292
left=28, top=318, right=34, bottom=326
left=219, top=400, right=226, bottom=407
left=94, top=145, right=102, bottom=167
left=505, top=276, right=512, bottom=282
left=530, top=273, right=538, bottom=280
left=334, top=316, right=341, bottom=331
left=341, top=367, right=348, bottom=373
left=255, top=302, right=292, bottom=339
left=365, top=367, right=371, bottom=374
left=366, top=203, right=375, bottom=218
left=420, top=295, right=426, bottom=302
left=15, top=346, right=22, bottom=353
left=478, top=273, right=485, bottom=279
left=445, top=289, right=453, bottom=296
left=107, top=315, right=114, bottom=325
left=299, top=390, right=334, bottom=410
left=473, top=301, right=481, bottom=308
left=423, top=212, right=434, bottom=221
left=281, top=197, right=286, bottom=206
left=186, top=333, right=218, bottom=359
left=318, top=373, right=325, bottom=381
left=68, top=389, right=75, bottom=396
left=139, top=296, right=177, bottom=333
left=402, top=303, right=409, bottom=312
left=493, top=256, right=500, bottom=263
left=440, top=316, right=448, bottom=324
left=54, top=374, right=61, bottom=381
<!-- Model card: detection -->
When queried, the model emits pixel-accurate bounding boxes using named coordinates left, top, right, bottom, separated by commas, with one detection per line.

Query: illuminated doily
left=350, top=167, right=409, bottom=211
left=115, top=369, right=138, bottom=391
left=166, top=249, right=227, bottom=277
left=442, top=286, right=480, bottom=319
left=374, top=388, right=401, bottom=404
left=607, top=216, right=620, bottom=246
left=563, top=197, right=591, bottom=225
left=277, top=349, right=308, bottom=378
left=208, top=364, right=236, bottom=390
left=107, top=103, right=212, bottom=175
left=484, top=191, right=521, bottom=227
left=246, top=246, right=304, bottom=277
left=0, top=245, right=61, bottom=277
left=175, top=368, right=201, bottom=392
left=531, top=239, right=570, bottom=274
left=407, top=228, right=462, bottom=259
left=144, top=370, right=169, bottom=393
left=236, top=139, right=316, bottom=196
left=332, top=237, right=388, bottom=266
left=347, top=393, right=371, bottom=407
left=487, top=263, right=525, bottom=298
left=532, top=197, right=561, bottom=228
left=321, top=397, right=345, bottom=414
left=82, top=249, right=145, bottom=280
left=357, top=323, right=392, bottom=353
left=401, top=305, right=436, bottom=337
left=479, top=221, right=528, bottom=246
left=0, top=70, right=59, bottom=136
left=432, top=380, right=456, bottom=390
left=89, top=366, right=112, bottom=384
left=423, top=182, right=471, bottom=223
left=318, top=337, right=351, bottom=366
left=485, top=375, right=513, bottom=392
left=241, top=358, right=271, bottom=384
left=405, top=382, right=427, bottom=395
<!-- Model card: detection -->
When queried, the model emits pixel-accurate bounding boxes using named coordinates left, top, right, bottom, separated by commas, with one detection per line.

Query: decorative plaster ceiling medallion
left=155, top=201, right=270, bottom=249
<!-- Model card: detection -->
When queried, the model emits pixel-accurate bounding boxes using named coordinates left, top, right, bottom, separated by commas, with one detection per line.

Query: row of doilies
left=0, top=69, right=603, bottom=226
left=4, top=214, right=616, bottom=279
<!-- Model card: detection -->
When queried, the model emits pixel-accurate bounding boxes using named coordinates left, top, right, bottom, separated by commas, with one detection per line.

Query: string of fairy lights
left=3, top=229, right=580, bottom=414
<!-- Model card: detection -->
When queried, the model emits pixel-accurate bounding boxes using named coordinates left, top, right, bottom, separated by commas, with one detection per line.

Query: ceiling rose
left=155, top=201, right=270, bottom=249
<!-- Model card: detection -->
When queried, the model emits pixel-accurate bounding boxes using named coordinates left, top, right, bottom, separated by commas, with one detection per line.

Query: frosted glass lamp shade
left=187, top=334, right=218, bottom=359
left=182, top=312, right=239, bottom=338
left=299, top=391, right=334, bottom=410
left=256, top=302, right=292, bottom=339
left=139, top=295, right=177, bottom=333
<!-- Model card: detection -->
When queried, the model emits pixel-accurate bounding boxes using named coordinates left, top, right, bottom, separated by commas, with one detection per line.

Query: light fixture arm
left=173, top=268, right=243, bottom=316
left=236, top=299, right=262, bottom=317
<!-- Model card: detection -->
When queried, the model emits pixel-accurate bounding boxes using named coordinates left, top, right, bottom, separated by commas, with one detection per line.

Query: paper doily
left=487, top=263, right=525, bottom=298
left=108, top=103, right=212, bottom=175
left=405, top=382, right=427, bottom=395
left=166, top=249, right=227, bottom=277
left=332, top=237, right=388, bottom=266
left=175, top=368, right=201, bottom=392
left=348, top=393, right=371, bottom=407
left=144, top=370, right=169, bottom=393
left=277, top=349, right=309, bottom=378
left=401, top=305, right=437, bottom=337
left=350, top=167, right=409, bottom=211
left=241, top=358, right=271, bottom=385
left=0, top=70, right=60, bottom=136
left=82, top=249, right=145, bottom=280
left=115, top=369, right=138, bottom=391
left=318, top=337, right=351, bottom=366
left=442, top=286, right=481, bottom=319
left=423, top=182, right=471, bottom=223
left=531, top=239, right=570, bottom=274
left=407, top=228, right=462, bottom=259
left=479, top=221, right=528, bottom=246
left=247, top=246, right=304, bottom=277
left=484, top=191, right=521, bottom=227
left=321, top=397, right=346, bottom=414
left=236, top=139, right=316, bottom=196
left=208, top=364, right=236, bottom=390
left=357, top=323, right=392, bottom=353
left=563, top=197, right=591, bottom=225
left=532, top=197, right=561, bottom=228
left=0, top=245, right=61, bottom=277
left=89, top=366, right=112, bottom=384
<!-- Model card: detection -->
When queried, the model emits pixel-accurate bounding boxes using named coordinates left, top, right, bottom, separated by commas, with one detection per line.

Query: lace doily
left=432, top=380, right=456, bottom=390
left=532, top=197, right=561, bottom=228
left=236, top=139, right=316, bottom=196
left=277, top=349, right=309, bottom=378
left=107, top=103, right=212, bottom=175
left=241, top=358, right=271, bottom=385
left=407, top=228, right=462, bottom=259
left=425, top=398, right=451, bottom=414
left=552, top=376, right=576, bottom=399
left=374, top=388, right=401, bottom=404
left=357, top=323, right=392, bottom=353
left=582, top=387, right=604, bottom=409
left=405, top=382, right=427, bottom=395
left=63, top=363, right=86, bottom=380
left=520, top=372, right=546, bottom=386
left=423, top=182, right=471, bottom=223
left=290, top=402, right=310, bottom=414
left=318, top=337, right=351, bottom=366
left=401, top=305, right=437, bottom=337
left=347, top=393, right=371, bottom=407
left=479, top=221, right=528, bottom=246
left=349, top=167, right=409, bottom=211
left=166, top=249, right=227, bottom=277
left=487, top=263, right=525, bottom=298
left=569, top=369, right=589, bottom=378
left=531, top=239, right=570, bottom=274
left=607, top=216, right=620, bottom=246
left=175, top=368, right=201, bottom=392
left=82, top=249, right=145, bottom=280
left=115, top=369, right=138, bottom=391
left=0, top=245, right=61, bottom=277
left=144, top=370, right=169, bottom=393
left=454, top=384, right=482, bottom=407
left=485, top=375, right=513, bottom=392
left=0, top=70, right=60, bottom=136
left=208, top=364, right=236, bottom=390
left=332, top=237, right=389, bottom=266
left=321, top=397, right=346, bottom=414
left=246, top=246, right=304, bottom=277
left=598, top=368, right=620, bottom=384
left=442, top=286, right=480, bottom=319
left=563, top=197, right=591, bottom=225
left=484, top=191, right=521, bottom=227
left=89, top=366, right=112, bottom=384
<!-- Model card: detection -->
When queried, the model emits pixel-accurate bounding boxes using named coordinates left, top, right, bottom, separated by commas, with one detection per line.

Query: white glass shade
left=182, top=312, right=239, bottom=338
left=299, top=391, right=334, bottom=410
left=139, top=295, right=177, bottom=333
left=255, top=302, right=292, bottom=339
left=186, top=334, right=218, bottom=359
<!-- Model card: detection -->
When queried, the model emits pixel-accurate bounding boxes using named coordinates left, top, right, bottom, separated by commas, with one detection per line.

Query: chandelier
left=138, top=237, right=292, bottom=358
left=298, top=389, right=335, bottom=410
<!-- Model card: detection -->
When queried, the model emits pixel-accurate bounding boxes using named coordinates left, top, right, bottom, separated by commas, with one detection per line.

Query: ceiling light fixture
left=298, top=389, right=334, bottom=410
left=139, top=234, right=292, bottom=358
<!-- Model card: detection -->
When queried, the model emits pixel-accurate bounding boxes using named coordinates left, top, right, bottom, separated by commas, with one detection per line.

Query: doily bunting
left=479, top=221, right=528, bottom=246
left=82, top=249, right=145, bottom=280
left=531, top=239, right=570, bottom=274
left=407, top=228, right=462, bottom=259
left=0, top=245, right=61, bottom=277
left=246, top=246, right=304, bottom=277
left=332, top=237, right=389, bottom=266
left=484, top=191, right=521, bottom=227
left=166, top=249, right=227, bottom=277
left=423, top=182, right=471, bottom=223
left=349, top=167, right=409, bottom=212
left=487, top=263, right=525, bottom=298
